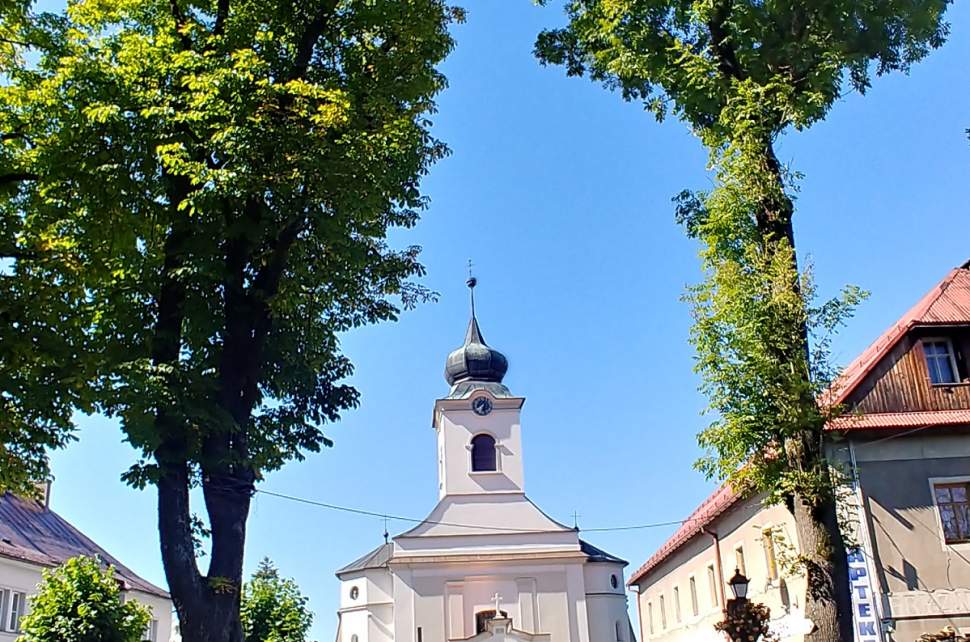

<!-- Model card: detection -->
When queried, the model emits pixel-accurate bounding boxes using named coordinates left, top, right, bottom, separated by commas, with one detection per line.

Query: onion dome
left=444, top=275, right=509, bottom=386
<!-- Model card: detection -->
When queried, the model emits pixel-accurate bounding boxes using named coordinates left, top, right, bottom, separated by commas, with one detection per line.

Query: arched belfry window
left=471, top=434, right=497, bottom=472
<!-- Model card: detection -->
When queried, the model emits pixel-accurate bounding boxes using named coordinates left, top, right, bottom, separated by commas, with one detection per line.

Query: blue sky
left=46, top=1, right=970, bottom=639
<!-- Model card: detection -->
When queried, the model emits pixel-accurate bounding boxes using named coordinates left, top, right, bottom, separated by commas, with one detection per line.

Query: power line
left=254, top=488, right=690, bottom=534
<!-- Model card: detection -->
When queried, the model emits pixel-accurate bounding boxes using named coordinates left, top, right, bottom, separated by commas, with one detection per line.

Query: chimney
left=32, top=480, right=51, bottom=508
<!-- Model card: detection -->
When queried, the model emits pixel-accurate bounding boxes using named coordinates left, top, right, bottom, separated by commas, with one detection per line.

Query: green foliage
left=536, top=0, right=948, bottom=503
left=0, top=0, right=460, bottom=485
left=536, top=0, right=950, bottom=145
left=241, top=558, right=313, bottom=642
left=18, top=555, right=152, bottom=642
left=677, top=152, right=866, bottom=501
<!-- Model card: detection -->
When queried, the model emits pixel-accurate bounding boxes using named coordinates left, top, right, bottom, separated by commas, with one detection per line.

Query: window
left=673, top=586, right=682, bottom=623
left=417, top=627, right=423, bottom=642
left=924, top=338, right=960, bottom=385
left=470, top=434, right=497, bottom=472
left=647, top=602, right=654, bottom=635
left=351, top=636, right=359, bottom=642
left=659, top=595, right=666, bottom=630
left=615, top=620, right=624, bottom=641
left=706, top=564, right=719, bottom=608
left=735, top=545, right=746, bottom=576
left=610, top=574, right=619, bottom=589
left=762, top=529, right=779, bottom=580
left=689, top=576, right=698, bottom=617
left=2, top=590, right=26, bottom=633
left=934, top=482, right=970, bottom=543
left=350, top=585, right=359, bottom=600
left=143, top=619, right=159, bottom=642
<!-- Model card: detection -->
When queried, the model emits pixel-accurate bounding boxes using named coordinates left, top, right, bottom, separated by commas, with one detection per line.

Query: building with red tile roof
left=629, top=261, right=970, bottom=642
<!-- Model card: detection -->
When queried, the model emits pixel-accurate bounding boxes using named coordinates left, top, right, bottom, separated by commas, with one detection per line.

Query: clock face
left=471, top=396, right=493, bottom=416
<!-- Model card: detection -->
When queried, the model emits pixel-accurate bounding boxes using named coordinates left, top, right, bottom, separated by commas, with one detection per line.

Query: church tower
left=334, top=277, right=634, bottom=642
left=435, top=275, right=525, bottom=499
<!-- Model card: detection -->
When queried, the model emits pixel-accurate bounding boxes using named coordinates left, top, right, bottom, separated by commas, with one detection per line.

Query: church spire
left=444, top=268, right=509, bottom=387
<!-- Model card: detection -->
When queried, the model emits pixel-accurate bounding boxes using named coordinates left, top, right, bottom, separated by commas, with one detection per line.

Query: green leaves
left=241, top=559, right=313, bottom=642
left=0, top=0, right=457, bottom=491
left=18, top=555, right=152, bottom=642
left=537, top=0, right=952, bottom=142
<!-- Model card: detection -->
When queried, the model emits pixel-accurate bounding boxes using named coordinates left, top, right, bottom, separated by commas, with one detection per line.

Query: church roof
left=444, top=277, right=509, bottom=389
left=337, top=539, right=625, bottom=576
left=579, top=539, right=627, bottom=565
left=0, top=491, right=169, bottom=598
left=335, top=542, right=393, bottom=577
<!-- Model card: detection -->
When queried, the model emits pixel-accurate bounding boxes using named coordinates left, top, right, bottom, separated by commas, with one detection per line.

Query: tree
left=18, top=555, right=152, bottom=642
left=535, top=2, right=951, bottom=641
left=241, top=558, right=313, bottom=642
left=0, top=1, right=94, bottom=496
left=0, top=0, right=461, bottom=640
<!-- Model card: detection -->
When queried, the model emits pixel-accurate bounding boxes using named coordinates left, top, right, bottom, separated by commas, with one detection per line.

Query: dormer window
left=923, top=338, right=960, bottom=385
left=471, top=434, right=497, bottom=472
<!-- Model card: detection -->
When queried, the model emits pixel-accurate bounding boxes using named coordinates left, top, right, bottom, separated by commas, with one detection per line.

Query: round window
left=350, top=586, right=359, bottom=600
left=610, top=574, right=619, bottom=589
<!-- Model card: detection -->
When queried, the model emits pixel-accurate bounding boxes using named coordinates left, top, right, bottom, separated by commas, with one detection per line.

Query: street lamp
left=728, top=569, right=750, bottom=601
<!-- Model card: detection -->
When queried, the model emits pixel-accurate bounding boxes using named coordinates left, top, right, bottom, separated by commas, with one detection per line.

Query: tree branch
left=168, top=0, right=193, bottom=50
left=707, top=0, right=745, bottom=81
left=213, top=0, right=230, bottom=36
left=0, top=172, right=38, bottom=185
left=289, top=0, right=340, bottom=81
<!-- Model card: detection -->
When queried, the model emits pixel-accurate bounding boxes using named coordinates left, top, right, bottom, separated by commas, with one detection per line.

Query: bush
left=18, top=556, right=151, bottom=642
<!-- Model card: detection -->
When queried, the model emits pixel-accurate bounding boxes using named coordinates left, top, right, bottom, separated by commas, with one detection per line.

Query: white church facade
left=335, top=280, right=635, bottom=642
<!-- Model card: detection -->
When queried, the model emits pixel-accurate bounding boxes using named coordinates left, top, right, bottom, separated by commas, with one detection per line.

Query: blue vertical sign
left=847, top=547, right=880, bottom=641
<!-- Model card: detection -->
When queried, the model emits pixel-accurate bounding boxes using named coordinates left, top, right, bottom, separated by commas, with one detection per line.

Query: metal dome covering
left=444, top=315, right=509, bottom=386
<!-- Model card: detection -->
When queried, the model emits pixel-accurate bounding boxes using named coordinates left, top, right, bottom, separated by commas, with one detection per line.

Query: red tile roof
left=827, top=409, right=970, bottom=431
left=824, top=263, right=970, bottom=408
left=628, top=483, right=738, bottom=586
left=629, top=261, right=970, bottom=587
left=0, top=492, right=169, bottom=598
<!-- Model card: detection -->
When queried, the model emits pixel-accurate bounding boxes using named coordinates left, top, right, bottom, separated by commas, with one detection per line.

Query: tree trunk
left=150, top=181, right=253, bottom=642
left=793, top=489, right=854, bottom=642
left=758, top=142, right=853, bottom=642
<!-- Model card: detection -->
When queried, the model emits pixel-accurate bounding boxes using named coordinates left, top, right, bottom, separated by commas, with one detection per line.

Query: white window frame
left=923, top=337, right=961, bottom=385
left=706, top=564, right=719, bottom=610
left=467, top=432, right=502, bottom=475
left=929, top=475, right=970, bottom=552
left=673, top=585, right=682, bottom=623
left=688, top=574, right=699, bottom=618
left=0, top=588, right=27, bottom=633
left=143, top=618, right=159, bottom=642
left=734, top=544, right=746, bottom=577
left=761, top=526, right=779, bottom=582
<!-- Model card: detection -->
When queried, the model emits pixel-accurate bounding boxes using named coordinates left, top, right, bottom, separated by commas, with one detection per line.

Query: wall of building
left=632, top=497, right=808, bottom=642
left=847, top=330, right=970, bottom=414
left=338, top=568, right=394, bottom=642
left=0, top=557, right=172, bottom=642
left=583, top=562, right=631, bottom=642
left=851, top=432, right=970, bottom=640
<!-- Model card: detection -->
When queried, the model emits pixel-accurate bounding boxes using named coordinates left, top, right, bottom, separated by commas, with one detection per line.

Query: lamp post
left=717, top=569, right=770, bottom=642
left=728, top=569, right=750, bottom=602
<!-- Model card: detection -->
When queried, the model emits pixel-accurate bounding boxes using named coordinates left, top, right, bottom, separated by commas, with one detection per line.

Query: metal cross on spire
left=467, top=258, right=477, bottom=318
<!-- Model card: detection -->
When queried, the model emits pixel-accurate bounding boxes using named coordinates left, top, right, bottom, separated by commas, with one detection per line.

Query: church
left=335, top=279, right=635, bottom=642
